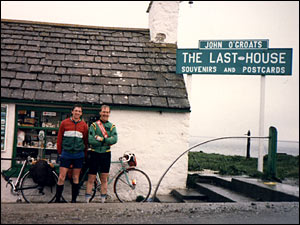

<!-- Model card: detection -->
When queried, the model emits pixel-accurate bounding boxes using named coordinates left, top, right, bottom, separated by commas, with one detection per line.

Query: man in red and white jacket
left=55, top=104, right=88, bottom=203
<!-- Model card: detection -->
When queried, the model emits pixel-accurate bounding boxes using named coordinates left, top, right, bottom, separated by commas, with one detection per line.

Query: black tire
left=21, top=170, right=58, bottom=203
left=114, top=168, right=151, bottom=202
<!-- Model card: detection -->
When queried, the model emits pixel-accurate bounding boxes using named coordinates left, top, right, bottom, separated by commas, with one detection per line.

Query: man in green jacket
left=85, top=105, right=118, bottom=203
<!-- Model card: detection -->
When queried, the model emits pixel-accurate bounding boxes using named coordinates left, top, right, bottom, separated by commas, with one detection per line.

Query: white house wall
left=109, top=109, right=190, bottom=199
left=1, top=103, right=17, bottom=203
left=1, top=103, right=16, bottom=169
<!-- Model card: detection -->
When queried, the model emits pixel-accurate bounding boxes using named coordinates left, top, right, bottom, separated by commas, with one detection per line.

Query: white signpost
left=258, top=75, right=266, bottom=172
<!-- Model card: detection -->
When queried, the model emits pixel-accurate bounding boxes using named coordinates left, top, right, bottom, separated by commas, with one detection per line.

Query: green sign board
left=176, top=40, right=293, bottom=75
left=176, top=48, right=292, bottom=75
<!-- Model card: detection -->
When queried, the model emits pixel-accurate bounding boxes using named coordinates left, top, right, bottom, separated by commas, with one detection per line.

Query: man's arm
left=104, top=125, right=118, bottom=145
left=83, top=123, right=89, bottom=158
left=88, top=123, right=103, bottom=146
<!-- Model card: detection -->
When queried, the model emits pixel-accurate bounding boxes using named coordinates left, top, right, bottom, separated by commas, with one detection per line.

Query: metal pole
left=258, top=74, right=266, bottom=172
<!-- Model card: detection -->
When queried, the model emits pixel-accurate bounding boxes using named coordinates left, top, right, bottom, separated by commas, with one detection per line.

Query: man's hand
left=95, top=135, right=103, bottom=142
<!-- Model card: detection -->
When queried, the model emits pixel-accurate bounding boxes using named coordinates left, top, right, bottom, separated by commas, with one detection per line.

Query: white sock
left=85, top=193, right=91, bottom=203
left=101, top=194, right=106, bottom=203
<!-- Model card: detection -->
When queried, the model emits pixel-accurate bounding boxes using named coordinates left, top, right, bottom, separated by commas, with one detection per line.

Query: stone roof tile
left=1, top=19, right=190, bottom=111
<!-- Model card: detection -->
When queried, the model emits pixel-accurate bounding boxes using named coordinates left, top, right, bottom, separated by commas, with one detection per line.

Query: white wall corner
left=147, top=1, right=180, bottom=44
left=1, top=103, right=16, bottom=169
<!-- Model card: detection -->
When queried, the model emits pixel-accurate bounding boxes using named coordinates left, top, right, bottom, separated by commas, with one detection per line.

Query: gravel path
left=1, top=202, right=299, bottom=224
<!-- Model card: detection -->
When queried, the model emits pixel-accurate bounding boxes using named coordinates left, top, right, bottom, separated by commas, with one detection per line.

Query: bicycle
left=1, top=156, right=61, bottom=203
left=62, top=152, right=152, bottom=203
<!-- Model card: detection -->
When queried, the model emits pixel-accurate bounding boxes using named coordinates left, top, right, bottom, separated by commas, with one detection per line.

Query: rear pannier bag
left=29, top=160, right=56, bottom=186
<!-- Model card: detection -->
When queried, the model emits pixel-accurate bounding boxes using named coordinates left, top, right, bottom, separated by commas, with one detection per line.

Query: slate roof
left=1, top=19, right=190, bottom=111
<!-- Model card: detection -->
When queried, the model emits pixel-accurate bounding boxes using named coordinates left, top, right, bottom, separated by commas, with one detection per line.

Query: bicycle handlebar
left=119, top=156, right=132, bottom=163
left=120, top=152, right=135, bottom=163
left=119, top=157, right=127, bottom=162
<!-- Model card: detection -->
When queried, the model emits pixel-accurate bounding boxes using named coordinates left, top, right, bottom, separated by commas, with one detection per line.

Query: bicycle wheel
left=21, top=170, right=58, bottom=203
left=114, top=168, right=151, bottom=202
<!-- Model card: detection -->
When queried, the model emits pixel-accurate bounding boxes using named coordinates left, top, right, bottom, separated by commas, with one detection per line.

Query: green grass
left=188, top=151, right=299, bottom=180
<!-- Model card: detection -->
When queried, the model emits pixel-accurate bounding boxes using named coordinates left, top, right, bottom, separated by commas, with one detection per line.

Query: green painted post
left=267, top=126, right=277, bottom=178
left=246, top=130, right=251, bottom=158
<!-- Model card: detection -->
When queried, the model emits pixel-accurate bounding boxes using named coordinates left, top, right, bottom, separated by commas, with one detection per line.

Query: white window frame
left=1, top=104, right=8, bottom=152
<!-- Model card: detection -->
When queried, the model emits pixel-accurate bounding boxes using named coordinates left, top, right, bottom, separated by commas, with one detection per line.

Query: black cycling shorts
left=87, top=151, right=111, bottom=174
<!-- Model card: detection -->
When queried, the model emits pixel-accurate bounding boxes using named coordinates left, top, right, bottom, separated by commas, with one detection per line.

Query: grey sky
left=1, top=1, right=299, bottom=141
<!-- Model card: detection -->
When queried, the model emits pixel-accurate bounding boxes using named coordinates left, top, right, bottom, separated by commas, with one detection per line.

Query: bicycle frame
left=106, top=159, right=132, bottom=186
left=82, top=157, right=133, bottom=188
left=2, top=157, right=29, bottom=194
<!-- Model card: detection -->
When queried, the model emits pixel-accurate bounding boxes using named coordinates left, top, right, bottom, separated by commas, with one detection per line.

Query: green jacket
left=88, top=120, right=118, bottom=153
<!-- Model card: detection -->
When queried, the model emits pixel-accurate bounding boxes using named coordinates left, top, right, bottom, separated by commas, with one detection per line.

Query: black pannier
left=29, top=160, right=56, bottom=186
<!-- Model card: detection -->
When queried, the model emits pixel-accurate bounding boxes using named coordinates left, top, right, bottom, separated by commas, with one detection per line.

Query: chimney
left=147, top=1, right=180, bottom=44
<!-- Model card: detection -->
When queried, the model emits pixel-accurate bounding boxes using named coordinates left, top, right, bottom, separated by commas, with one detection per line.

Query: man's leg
left=55, top=167, right=68, bottom=202
left=71, top=168, right=81, bottom=203
left=85, top=174, right=96, bottom=203
left=100, top=173, right=109, bottom=203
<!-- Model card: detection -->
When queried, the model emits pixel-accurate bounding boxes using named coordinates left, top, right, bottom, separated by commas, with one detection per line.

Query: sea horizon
left=189, top=136, right=299, bottom=157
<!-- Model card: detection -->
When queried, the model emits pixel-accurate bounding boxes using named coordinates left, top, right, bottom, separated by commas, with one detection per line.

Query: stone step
left=171, top=189, right=208, bottom=202
left=194, top=182, right=256, bottom=202
left=154, top=194, right=181, bottom=203
left=231, top=177, right=299, bottom=202
left=157, top=174, right=299, bottom=203
left=196, top=174, right=232, bottom=188
left=196, top=174, right=299, bottom=202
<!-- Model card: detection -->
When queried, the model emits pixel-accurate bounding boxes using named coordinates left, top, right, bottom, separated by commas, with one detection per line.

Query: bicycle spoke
left=114, top=168, right=151, bottom=202
left=116, top=175, right=132, bottom=187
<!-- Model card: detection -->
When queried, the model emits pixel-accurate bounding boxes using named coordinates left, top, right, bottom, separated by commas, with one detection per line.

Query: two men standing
left=55, top=104, right=117, bottom=203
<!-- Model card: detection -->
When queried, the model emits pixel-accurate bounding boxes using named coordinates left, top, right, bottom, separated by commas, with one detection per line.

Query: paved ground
left=2, top=174, right=298, bottom=224
left=1, top=201, right=299, bottom=224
